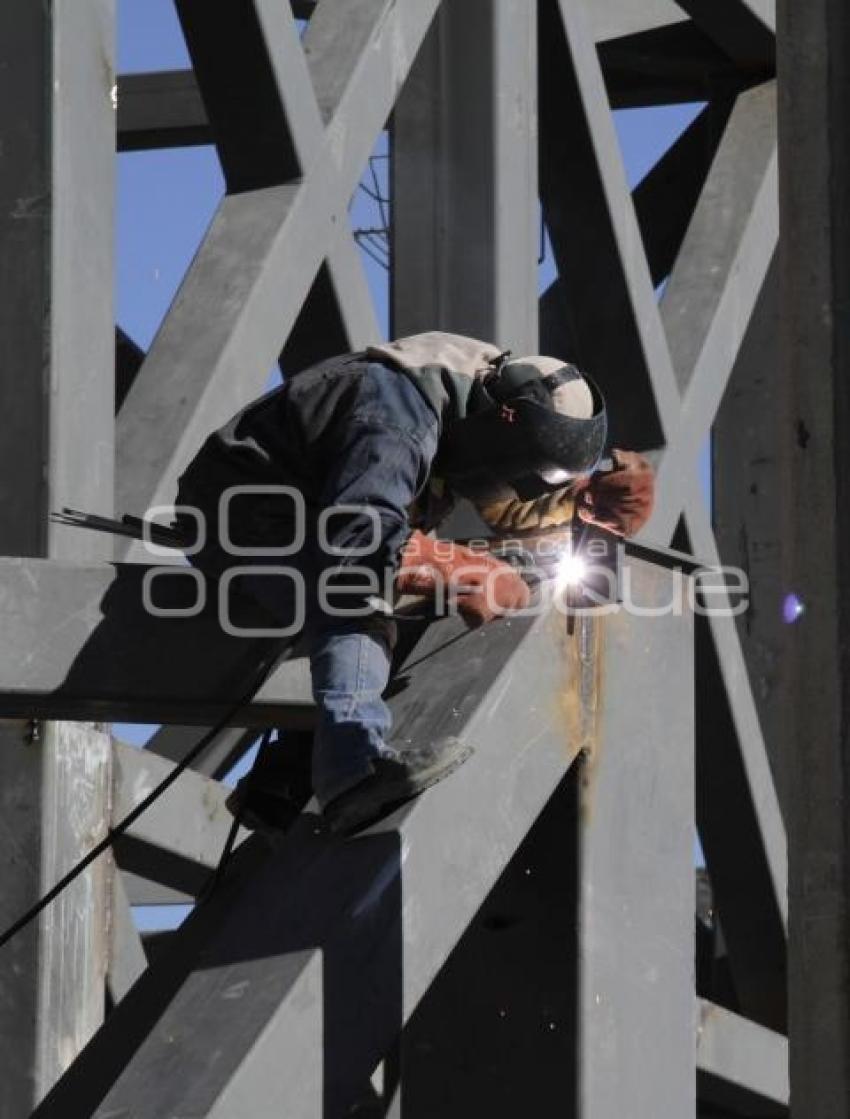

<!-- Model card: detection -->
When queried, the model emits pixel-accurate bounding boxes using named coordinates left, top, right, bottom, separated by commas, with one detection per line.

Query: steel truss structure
left=2, top=0, right=831, bottom=1114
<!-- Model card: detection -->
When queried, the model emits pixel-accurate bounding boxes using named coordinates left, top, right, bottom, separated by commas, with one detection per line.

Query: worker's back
left=173, top=351, right=440, bottom=573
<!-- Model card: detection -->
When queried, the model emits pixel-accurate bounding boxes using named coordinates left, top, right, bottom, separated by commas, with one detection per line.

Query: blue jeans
left=237, top=567, right=398, bottom=807
left=308, top=619, right=398, bottom=805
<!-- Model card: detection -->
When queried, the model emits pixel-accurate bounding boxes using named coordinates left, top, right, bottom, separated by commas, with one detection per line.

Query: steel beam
left=33, top=560, right=694, bottom=1118
left=392, top=0, right=537, bottom=535
left=633, top=100, right=735, bottom=286
left=584, top=0, right=687, bottom=43
left=674, top=1, right=775, bottom=71
left=712, top=259, right=788, bottom=810
left=395, top=768, right=583, bottom=1115
left=392, top=0, right=539, bottom=353
left=174, top=0, right=295, bottom=190
left=107, top=875, right=148, bottom=1006
left=122, top=874, right=193, bottom=908
left=539, top=0, right=681, bottom=450
left=683, top=481, right=788, bottom=936
left=115, top=327, right=146, bottom=413
left=697, top=1000, right=788, bottom=1115
left=651, top=84, right=778, bottom=538
left=694, top=608, right=787, bottom=1031
left=143, top=724, right=258, bottom=779
left=0, top=1, right=116, bottom=1110
left=111, top=742, right=248, bottom=897
left=116, top=0, right=433, bottom=552
left=165, top=4, right=380, bottom=362
left=659, top=82, right=777, bottom=396
left=34, top=585, right=596, bottom=1116
left=577, top=569, right=694, bottom=1118
left=116, top=70, right=210, bottom=151
left=0, top=558, right=315, bottom=725
left=599, top=22, right=751, bottom=109
left=546, top=6, right=787, bottom=1047
left=777, top=0, right=850, bottom=1109
left=397, top=564, right=695, bottom=1118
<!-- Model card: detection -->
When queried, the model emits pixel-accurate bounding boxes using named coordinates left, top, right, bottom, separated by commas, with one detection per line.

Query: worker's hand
left=396, top=530, right=530, bottom=628
left=575, top=449, right=654, bottom=537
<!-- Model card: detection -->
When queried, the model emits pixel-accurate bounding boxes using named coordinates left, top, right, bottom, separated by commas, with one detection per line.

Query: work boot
left=323, top=736, right=473, bottom=835
left=226, top=737, right=313, bottom=834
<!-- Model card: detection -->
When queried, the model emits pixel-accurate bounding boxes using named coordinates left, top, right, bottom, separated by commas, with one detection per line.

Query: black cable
left=0, top=651, right=280, bottom=952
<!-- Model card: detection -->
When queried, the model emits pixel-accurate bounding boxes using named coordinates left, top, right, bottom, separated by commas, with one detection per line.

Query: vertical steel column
left=392, top=0, right=538, bottom=354
left=577, top=563, right=695, bottom=1118
left=778, top=0, right=850, bottom=1111
left=0, top=1, right=115, bottom=1111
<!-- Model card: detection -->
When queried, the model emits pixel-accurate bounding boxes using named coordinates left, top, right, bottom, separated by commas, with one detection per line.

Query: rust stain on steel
left=555, top=611, right=603, bottom=787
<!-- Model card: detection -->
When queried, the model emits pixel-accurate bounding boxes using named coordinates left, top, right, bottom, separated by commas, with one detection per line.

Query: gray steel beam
left=659, top=81, right=778, bottom=396
left=543, top=6, right=788, bottom=1023
left=598, top=22, right=752, bottom=109
left=633, top=98, right=736, bottom=287
left=144, top=724, right=259, bottom=780
left=674, top=0, right=775, bottom=71
left=116, top=0, right=432, bottom=551
left=577, top=572, right=694, bottom=1118
left=540, top=12, right=786, bottom=971
left=116, top=70, right=211, bottom=151
left=684, top=483, right=788, bottom=932
left=0, top=558, right=315, bottom=725
left=0, top=721, right=113, bottom=1114
left=111, top=742, right=248, bottom=897
left=680, top=255, right=790, bottom=1035
left=0, top=1, right=114, bottom=562
left=397, top=564, right=695, bottom=1118
left=170, top=4, right=379, bottom=364
left=616, top=65, right=787, bottom=981
left=115, top=326, right=146, bottom=413
left=697, top=1000, right=788, bottom=1115
left=541, top=1, right=788, bottom=1040
left=539, top=0, right=681, bottom=450
left=122, top=874, right=194, bottom=908
left=0, top=0, right=116, bottom=1110
left=713, top=259, right=788, bottom=812
left=392, top=0, right=539, bottom=353
left=622, top=71, right=788, bottom=999
left=391, top=0, right=537, bottom=537
left=107, top=876, right=148, bottom=1006
left=584, top=0, right=687, bottom=43
left=777, top=0, right=850, bottom=1109
left=173, top=0, right=301, bottom=192
left=651, top=83, right=778, bottom=536
left=395, top=768, right=583, bottom=1115
left=694, top=608, right=787, bottom=1031
left=34, top=561, right=694, bottom=1118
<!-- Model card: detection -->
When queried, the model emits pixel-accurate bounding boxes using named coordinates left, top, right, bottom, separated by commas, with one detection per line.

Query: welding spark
left=555, top=553, right=587, bottom=593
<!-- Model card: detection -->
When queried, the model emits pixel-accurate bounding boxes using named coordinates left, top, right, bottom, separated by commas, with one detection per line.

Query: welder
left=174, top=332, right=654, bottom=833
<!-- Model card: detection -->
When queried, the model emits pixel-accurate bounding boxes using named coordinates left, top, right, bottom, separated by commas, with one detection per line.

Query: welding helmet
left=435, top=354, right=607, bottom=503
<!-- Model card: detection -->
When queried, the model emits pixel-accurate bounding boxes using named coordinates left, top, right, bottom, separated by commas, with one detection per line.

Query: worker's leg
left=311, top=614, right=474, bottom=833
left=308, top=616, right=399, bottom=807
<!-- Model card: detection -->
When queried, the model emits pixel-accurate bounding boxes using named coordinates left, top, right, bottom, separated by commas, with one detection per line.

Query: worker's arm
left=315, top=366, right=529, bottom=625
left=473, top=486, right=580, bottom=536
left=473, top=449, right=655, bottom=538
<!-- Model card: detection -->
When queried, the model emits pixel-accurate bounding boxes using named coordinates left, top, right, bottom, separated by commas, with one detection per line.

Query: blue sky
left=117, top=1, right=707, bottom=927
left=117, top=0, right=704, bottom=349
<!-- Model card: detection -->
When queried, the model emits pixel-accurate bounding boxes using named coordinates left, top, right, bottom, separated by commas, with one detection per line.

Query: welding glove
left=396, top=530, right=530, bottom=628
left=575, top=449, right=655, bottom=537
